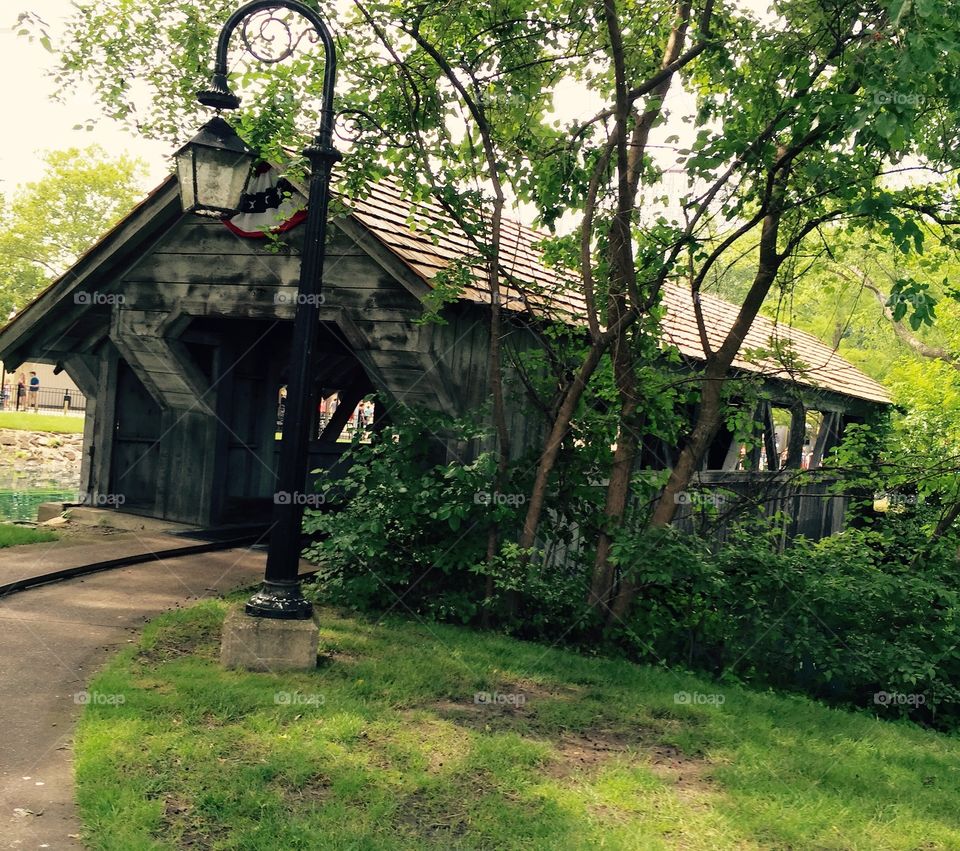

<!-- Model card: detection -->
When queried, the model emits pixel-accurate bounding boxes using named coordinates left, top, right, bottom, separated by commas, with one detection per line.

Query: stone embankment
left=0, top=428, right=83, bottom=489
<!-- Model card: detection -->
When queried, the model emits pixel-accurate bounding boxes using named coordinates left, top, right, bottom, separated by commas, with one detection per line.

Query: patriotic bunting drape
left=224, top=163, right=307, bottom=238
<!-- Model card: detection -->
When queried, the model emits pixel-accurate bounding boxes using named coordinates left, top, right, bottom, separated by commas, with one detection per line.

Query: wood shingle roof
left=348, top=179, right=891, bottom=405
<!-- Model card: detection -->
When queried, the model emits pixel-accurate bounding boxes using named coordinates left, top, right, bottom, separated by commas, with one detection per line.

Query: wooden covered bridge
left=0, top=170, right=890, bottom=533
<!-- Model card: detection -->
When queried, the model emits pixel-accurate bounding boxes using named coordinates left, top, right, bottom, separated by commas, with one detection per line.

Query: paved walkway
left=0, top=543, right=271, bottom=850
left=0, top=529, right=203, bottom=589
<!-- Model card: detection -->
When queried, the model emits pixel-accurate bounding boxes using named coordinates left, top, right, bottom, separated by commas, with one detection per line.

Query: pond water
left=0, top=431, right=84, bottom=522
left=0, top=470, right=80, bottom=523
left=0, top=488, right=79, bottom=522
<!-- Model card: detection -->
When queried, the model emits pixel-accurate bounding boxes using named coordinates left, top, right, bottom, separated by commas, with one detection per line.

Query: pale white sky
left=0, top=0, right=770, bottom=202
left=0, top=1, right=171, bottom=194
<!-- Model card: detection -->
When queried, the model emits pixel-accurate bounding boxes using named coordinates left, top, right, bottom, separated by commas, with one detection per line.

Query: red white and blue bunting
left=224, top=163, right=307, bottom=238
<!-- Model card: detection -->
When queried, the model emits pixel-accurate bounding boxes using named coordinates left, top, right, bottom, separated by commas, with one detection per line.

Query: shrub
left=300, top=411, right=586, bottom=631
left=302, top=410, right=960, bottom=730
left=610, top=517, right=960, bottom=729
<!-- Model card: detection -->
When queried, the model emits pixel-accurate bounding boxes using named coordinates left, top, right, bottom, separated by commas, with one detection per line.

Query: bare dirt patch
left=317, top=649, right=362, bottom=667
left=136, top=620, right=221, bottom=664
left=44, top=519, right=132, bottom=540
left=429, top=678, right=582, bottom=735
left=276, top=774, right=335, bottom=806
left=428, top=688, right=715, bottom=799
left=647, top=743, right=713, bottom=794
left=158, top=795, right=230, bottom=848
left=396, top=789, right=472, bottom=842
left=547, top=728, right=651, bottom=778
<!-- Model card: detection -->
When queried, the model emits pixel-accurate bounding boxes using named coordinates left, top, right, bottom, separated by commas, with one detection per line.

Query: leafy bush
left=301, top=411, right=590, bottom=633
left=303, top=408, right=960, bottom=730
left=610, top=515, right=960, bottom=729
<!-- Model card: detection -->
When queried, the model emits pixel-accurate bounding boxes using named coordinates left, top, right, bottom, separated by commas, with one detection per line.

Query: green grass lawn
left=75, top=601, right=960, bottom=850
left=0, top=523, right=56, bottom=547
left=0, top=410, right=84, bottom=433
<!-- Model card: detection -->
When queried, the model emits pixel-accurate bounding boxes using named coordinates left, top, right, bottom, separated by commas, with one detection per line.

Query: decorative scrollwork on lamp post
left=238, top=6, right=320, bottom=63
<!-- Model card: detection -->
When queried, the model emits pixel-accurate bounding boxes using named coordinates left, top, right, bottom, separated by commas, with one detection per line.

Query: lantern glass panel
left=175, top=147, right=197, bottom=213
left=174, top=117, right=256, bottom=218
left=191, top=146, right=255, bottom=217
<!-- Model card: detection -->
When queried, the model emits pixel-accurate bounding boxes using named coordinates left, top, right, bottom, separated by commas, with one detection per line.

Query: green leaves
left=888, top=276, right=937, bottom=329
left=0, top=145, right=145, bottom=320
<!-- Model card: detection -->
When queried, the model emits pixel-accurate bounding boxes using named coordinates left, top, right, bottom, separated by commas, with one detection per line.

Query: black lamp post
left=175, top=0, right=340, bottom=619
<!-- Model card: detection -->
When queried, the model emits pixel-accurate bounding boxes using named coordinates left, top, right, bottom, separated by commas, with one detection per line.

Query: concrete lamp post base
left=220, top=606, right=320, bottom=671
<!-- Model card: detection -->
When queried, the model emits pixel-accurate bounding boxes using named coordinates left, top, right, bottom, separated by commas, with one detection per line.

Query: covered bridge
left=0, top=171, right=890, bottom=531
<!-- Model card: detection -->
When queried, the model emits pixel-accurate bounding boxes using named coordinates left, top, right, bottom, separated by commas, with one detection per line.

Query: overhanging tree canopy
left=26, top=0, right=960, bottom=621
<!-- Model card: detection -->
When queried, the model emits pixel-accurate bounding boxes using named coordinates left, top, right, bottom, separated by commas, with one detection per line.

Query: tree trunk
left=519, top=342, right=608, bottom=552
left=609, top=184, right=787, bottom=623
left=589, top=0, right=692, bottom=611
left=520, top=0, right=708, bottom=558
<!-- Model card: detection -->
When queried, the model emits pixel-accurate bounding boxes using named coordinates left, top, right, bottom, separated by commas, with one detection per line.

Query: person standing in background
left=27, top=371, right=39, bottom=413
left=16, top=373, right=26, bottom=411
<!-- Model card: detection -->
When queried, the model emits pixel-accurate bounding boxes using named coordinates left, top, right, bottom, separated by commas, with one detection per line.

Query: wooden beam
left=721, top=436, right=742, bottom=471
left=762, top=402, right=779, bottom=472
left=785, top=402, right=806, bottom=469
left=89, top=345, right=118, bottom=499
left=747, top=402, right=763, bottom=471
left=207, top=341, right=235, bottom=524
left=317, top=364, right=373, bottom=443
left=811, top=410, right=842, bottom=468
left=61, top=353, right=99, bottom=399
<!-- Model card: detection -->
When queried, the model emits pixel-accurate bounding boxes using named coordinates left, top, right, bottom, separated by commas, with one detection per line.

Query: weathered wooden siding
left=671, top=471, right=849, bottom=542
left=99, top=213, right=547, bottom=522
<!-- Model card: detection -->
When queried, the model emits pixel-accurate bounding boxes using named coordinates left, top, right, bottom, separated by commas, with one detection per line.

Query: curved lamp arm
left=198, top=0, right=338, bottom=152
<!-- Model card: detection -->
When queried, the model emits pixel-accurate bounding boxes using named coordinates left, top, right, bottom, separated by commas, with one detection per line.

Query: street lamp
left=176, top=0, right=340, bottom=619
left=174, top=117, right=257, bottom=218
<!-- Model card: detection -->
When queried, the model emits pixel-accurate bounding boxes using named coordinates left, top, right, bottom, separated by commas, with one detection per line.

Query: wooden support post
left=90, top=346, right=118, bottom=500
left=762, top=401, right=778, bottom=472
left=721, top=436, right=742, bottom=471
left=747, top=402, right=764, bottom=471
left=209, top=341, right=235, bottom=525
left=811, top=410, right=841, bottom=468
left=785, top=401, right=806, bottom=469
left=63, top=354, right=101, bottom=499
left=317, top=365, right=372, bottom=444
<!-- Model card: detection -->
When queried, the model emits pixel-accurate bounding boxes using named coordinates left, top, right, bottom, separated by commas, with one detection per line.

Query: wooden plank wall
left=108, top=214, right=553, bottom=522
left=540, top=472, right=849, bottom=575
